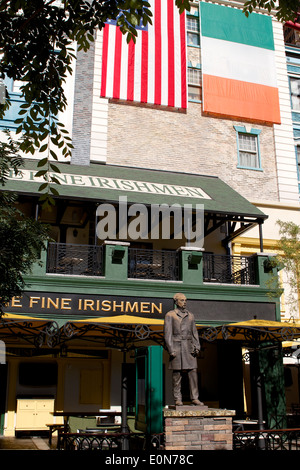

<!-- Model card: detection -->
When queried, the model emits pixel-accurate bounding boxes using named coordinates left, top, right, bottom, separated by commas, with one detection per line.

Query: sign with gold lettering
left=4, top=293, right=277, bottom=322
left=5, top=293, right=172, bottom=319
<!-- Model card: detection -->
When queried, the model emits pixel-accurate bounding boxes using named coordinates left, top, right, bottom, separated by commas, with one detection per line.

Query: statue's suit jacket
left=164, top=309, right=200, bottom=370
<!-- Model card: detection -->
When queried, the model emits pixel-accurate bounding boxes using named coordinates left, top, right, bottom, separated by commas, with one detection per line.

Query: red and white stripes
left=100, top=0, right=187, bottom=109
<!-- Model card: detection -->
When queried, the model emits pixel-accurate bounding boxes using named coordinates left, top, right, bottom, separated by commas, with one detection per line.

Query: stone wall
left=163, top=408, right=235, bottom=451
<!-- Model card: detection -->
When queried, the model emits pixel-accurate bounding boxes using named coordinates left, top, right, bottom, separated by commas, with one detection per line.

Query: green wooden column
left=178, top=247, right=204, bottom=285
left=254, top=252, right=280, bottom=288
left=30, top=244, right=47, bottom=276
left=104, top=241, right=129, bottom=280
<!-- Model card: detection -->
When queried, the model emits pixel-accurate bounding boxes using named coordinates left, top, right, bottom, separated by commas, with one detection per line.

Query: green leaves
left=266, top=221, right=300, bottom=315
left=175, top=0, right=191, bottom=15
left=0, top=199, right=50, bottom=311
left=113, top=0, right=153, bottom=43
left=243, top=0, right=299, bottom=21
left=0, top=132, right=23, bottom=186
left=0, top=0, right=190, bottom=207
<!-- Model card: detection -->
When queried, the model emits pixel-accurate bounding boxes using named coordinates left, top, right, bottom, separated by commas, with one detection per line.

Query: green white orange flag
left=200, top=2, right=281, bottom=124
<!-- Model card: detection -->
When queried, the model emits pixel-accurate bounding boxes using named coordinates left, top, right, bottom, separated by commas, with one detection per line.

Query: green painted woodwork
left=135, top=346, right=163, bottom=434
left=258, top=345, right=287, bottom=429
left=30, top=247, right=48, bottom=277
left=179, top=249, right=203, bottom=285
left=6, top=245, right=281, bottom=325
left=254, top=253, right=277, bottom=288
left=104, top=243, right=128, bottom=281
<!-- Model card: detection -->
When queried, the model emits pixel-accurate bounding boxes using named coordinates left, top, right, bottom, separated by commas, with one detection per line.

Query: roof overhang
left=6, top=160, right=267, bottom=240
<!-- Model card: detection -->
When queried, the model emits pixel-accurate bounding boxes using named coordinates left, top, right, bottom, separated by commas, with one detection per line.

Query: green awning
left=7, top=160, right=266, bottom=220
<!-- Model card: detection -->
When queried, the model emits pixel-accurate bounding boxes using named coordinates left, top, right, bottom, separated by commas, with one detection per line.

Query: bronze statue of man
left=164, top=293, right=203, bottom=406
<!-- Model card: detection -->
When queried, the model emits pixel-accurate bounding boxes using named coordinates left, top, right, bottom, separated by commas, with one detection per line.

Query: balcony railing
left=203, top=253, right=256, bottom=285
left=45, top=243, right=257, bottom=285
left=46, top=242, right=104, bottom=276
left=128, top=248, right=179, bottom=281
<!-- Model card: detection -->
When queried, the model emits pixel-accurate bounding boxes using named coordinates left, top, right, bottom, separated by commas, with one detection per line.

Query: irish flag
left=200, top=2, right=281, bottom=124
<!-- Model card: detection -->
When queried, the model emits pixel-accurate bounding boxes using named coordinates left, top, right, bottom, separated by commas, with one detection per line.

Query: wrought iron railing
left=233, top=428, right=300, bottom=450
left=46, top=243, right=256, bottom=285
left=46, top=242, right=104, bottom=276
left=57, top=428, right=300, bottom=451
left=128, top=248, right=179, bottom=281
left=203, top=253, right=256, bottom=285
left=57, top=431, right=126, bottom=450
left=57, top=431, right=165, bottom=451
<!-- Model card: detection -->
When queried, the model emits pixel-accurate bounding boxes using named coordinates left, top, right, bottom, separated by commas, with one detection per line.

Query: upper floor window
left=234, top=126, right=262, bottom=171
left=187, top=6, right=201, bottom=102
left=290, top=77, right=300, bottom=111
left=187, top=15, right=200, bottom=46
left=187, top=65, right=201, bottom=102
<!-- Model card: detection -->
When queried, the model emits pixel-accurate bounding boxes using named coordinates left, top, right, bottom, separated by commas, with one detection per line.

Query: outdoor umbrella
left=199, top=318, right=300, bottom=439
left=0, top=312, right=60, bottom=348
left=200, top=319, right=300, bottom=344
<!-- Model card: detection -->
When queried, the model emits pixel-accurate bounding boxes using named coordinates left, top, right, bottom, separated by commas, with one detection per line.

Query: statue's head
left=173, top=293, right=187, bottom=309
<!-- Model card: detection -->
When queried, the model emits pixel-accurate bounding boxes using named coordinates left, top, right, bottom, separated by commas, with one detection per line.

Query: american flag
left=100, top=0, right=187, bottom=109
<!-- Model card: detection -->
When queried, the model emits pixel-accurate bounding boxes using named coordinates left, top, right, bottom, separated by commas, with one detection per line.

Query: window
left=290, top=77, right=300, bottom=111
left=187, top=15, right=200, bottom=46
left=188, top=66, right=201, bottom=102
left=186, top=6, right=201, bottom=102
left=296, top=145, right=300, bottom=185
left=234, top=126, right=262, bottom=170
left=238, top=134, right=258, bottom=167
left=0, top=77, right=25, bottom=130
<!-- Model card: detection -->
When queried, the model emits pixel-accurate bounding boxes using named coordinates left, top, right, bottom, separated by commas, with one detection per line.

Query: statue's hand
left=170, top=352, right=177, bottom=358
left=192, top=349, right=200, bottom=357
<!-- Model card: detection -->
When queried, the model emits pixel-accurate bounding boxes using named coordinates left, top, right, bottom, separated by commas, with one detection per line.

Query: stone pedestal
left=163, top=407, right=235, bottom=451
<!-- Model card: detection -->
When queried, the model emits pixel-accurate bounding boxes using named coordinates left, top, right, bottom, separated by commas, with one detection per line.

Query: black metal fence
left=46, top=243, right=256, bottom=285
left=203, top=253, right=256, bottom=285
left=233, top=428, right=300, bottom=450
left=57, top=428, right=300, bottom=451
left=57, top=431, right=164, bottom=451
left=128, top=248, right=179, bottom=281
left=47, top=242, right=104, bottom=276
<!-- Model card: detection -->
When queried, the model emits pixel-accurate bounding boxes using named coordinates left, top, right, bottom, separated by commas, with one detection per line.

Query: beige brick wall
left=164, top=415, right=233, bottom=450
left=106, top=101, right=279, bottom=203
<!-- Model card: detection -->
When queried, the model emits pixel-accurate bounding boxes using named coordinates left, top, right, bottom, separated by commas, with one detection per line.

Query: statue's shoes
left=191, top=400, right=204, bottom=406
left=175, top=401, right=183, bottom=406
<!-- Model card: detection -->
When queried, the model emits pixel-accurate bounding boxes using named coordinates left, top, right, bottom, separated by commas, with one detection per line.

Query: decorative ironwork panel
left=58, top=432, right=123, bottom=450
left=57, top=431, right=165, bottom=451
left=233, top=428, right=300, bottom=450
left=203, top=253, right=256, bottom=285
left=47, top=243, right=104, bottom=276
left=128, top=248, right=179, bottom=281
